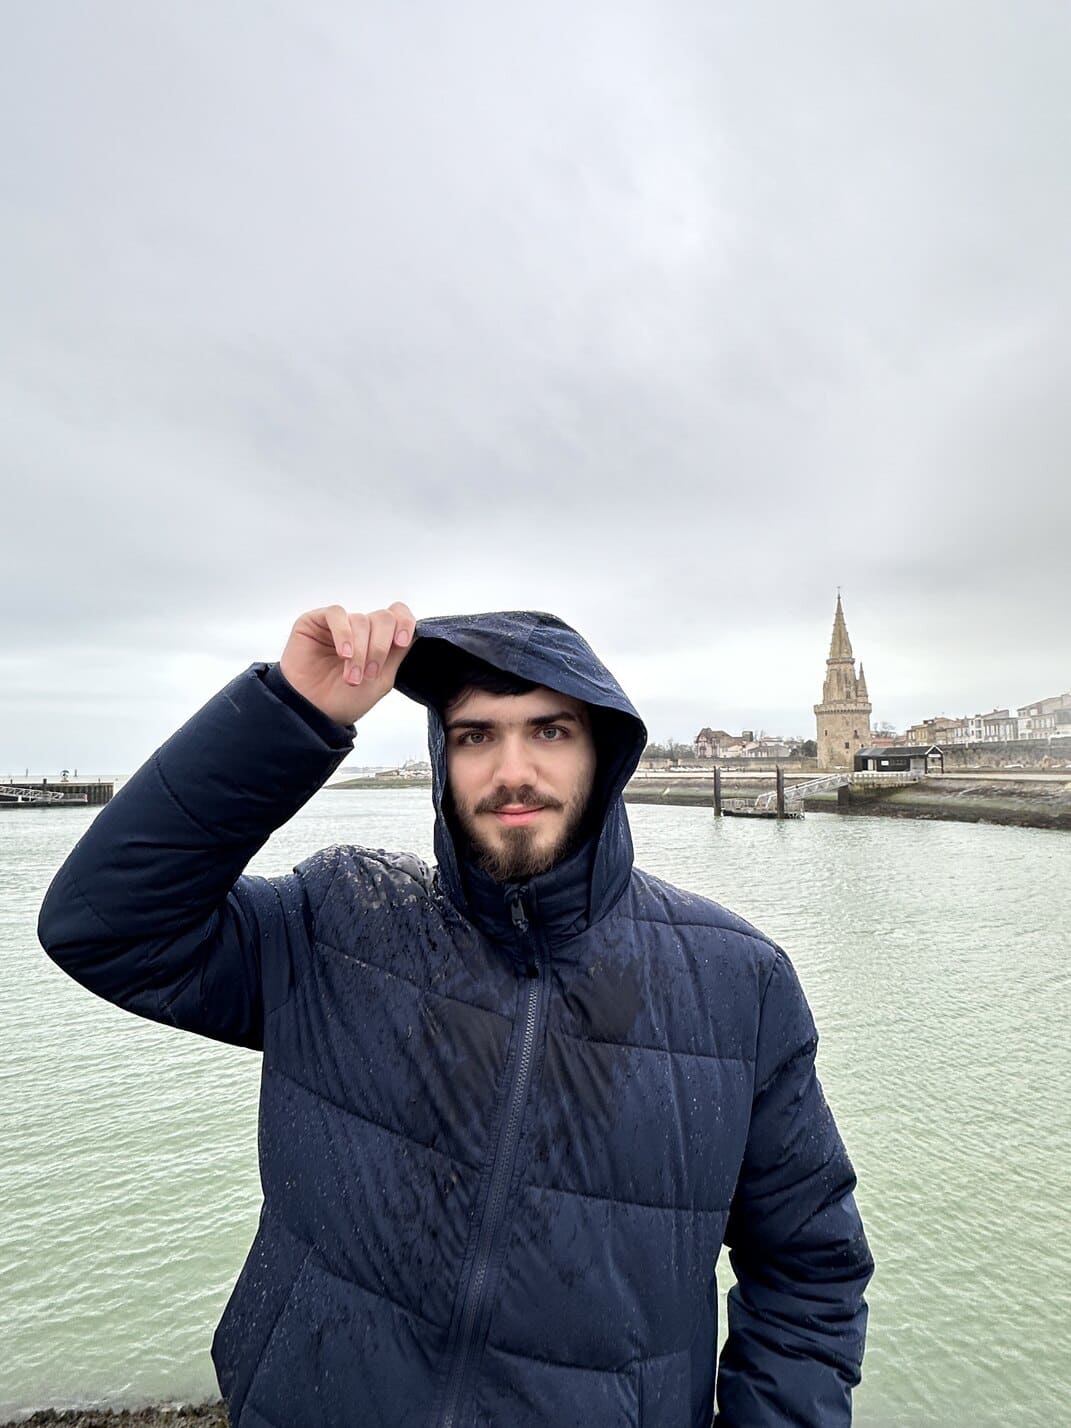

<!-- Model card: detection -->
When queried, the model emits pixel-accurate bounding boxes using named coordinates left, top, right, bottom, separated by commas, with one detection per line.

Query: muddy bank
left=819, top=777, right=1071, bottom=830
left=624, top=777, right=1071, bottom=830
left=331, top=775, right=431, bottom=789
left=1, top=1409, right=227, bottom=1428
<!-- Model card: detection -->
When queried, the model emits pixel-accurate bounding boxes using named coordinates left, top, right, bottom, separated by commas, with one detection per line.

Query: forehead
left=446, top=685, right=591, bottom=727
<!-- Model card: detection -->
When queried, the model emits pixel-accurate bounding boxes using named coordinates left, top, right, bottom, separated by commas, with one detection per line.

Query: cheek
left=447, top=757, right=489, bottom=810
left=565, top=749, right=597, bottom=803
left=445, top=765, right=470, bottom=810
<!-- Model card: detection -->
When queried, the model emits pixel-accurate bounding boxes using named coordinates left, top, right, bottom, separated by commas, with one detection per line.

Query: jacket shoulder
left=629, top=865, right=780, bottom=959
left=295, top=845, right=435, bottom=907
left=291, top=851, right=436, bottom=931
left=567, top=868, right=793, bottom=1067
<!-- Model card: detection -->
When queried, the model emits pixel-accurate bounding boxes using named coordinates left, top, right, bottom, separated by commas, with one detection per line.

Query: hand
left=279, top=602, right=416, bottom=725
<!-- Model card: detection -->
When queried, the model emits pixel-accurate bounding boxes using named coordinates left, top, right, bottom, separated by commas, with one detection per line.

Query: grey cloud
left=2, top=1, right=1069, bottom=767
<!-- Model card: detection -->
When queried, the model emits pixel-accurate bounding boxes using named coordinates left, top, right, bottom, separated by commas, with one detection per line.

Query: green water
left=1, top=792, right=1068, bottom=1425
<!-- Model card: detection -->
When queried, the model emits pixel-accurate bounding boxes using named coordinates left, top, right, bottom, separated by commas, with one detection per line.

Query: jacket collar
left=460, top=838, right=598, bottom=962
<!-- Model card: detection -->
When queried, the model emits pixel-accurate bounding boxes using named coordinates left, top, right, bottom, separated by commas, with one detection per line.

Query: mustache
left=474, top=785, right=564, bottom=815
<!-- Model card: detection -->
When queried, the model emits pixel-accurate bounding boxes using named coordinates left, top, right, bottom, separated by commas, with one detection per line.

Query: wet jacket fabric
left=39, top=611, right=872, bottom=1428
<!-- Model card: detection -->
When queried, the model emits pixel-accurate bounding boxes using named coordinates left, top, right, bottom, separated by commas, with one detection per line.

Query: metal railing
left=751, top=769, right=922, bottom=813
left=0, top=785, right=70, bottom=803
left=754, top=773, right=849, bottom=811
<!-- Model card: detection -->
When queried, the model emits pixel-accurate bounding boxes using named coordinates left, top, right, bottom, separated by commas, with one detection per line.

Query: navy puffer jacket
left=39, top=612, right=872, bottom=1428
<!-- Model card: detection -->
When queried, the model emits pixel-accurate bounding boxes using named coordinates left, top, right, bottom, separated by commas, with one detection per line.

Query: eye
left=458, top=730, right=487, bottom=746
left=538, top=726, right=566, bottom=741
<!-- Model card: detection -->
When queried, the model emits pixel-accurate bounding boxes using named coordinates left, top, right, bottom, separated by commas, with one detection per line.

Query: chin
left=476, top=827, right=562, bottom=882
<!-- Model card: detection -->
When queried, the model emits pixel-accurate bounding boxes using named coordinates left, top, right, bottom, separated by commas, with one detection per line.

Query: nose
left=492, top=732, right=539, bottom=789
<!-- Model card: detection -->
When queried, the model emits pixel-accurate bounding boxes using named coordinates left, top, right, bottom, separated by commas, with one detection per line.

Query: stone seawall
left=824, top=777, right=1071, bottom=830
left=940, top=737, right=1071, bottom=771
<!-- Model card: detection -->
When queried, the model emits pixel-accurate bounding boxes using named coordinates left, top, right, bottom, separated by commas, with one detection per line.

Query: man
left=39, top=603, right=872, bottom=1428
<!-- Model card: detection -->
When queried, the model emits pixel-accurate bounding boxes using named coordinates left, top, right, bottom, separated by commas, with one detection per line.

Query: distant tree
left=799, top=739, right=818, bottom=758
left=643, top=738, right=700, bottom=764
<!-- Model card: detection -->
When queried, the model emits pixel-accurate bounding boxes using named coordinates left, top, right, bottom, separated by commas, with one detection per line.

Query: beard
left=454, top=782, right=590, bottom=882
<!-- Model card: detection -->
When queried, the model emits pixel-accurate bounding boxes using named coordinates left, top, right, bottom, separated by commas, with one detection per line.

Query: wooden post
left=776, top=764, right=785, bottom=819
left=712, top=765, right=722, bottom=817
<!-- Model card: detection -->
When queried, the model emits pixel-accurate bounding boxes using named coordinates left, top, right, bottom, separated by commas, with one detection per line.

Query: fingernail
left=348, top=667, right=363, bottom=685
left=364, top=661, right=380, bottom=681
left=396, top=630, right=411, bottom=647
left=342, top=642, right=353, bottom=659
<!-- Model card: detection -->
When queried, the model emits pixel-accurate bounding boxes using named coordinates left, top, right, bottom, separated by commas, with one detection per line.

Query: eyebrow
left=445, top=710, right=583, bottom=734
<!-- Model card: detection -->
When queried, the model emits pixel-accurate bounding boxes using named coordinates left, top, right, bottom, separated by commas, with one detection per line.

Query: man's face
left=444, top=685, right=597, bottom=881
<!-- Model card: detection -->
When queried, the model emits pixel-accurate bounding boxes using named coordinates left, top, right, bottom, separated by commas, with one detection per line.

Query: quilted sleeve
left=715, top=950, right=874, bottom=1427
left=37, top=664, right=354, bottom=1050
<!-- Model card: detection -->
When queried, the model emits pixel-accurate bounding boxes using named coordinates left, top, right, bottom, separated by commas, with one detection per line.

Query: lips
left=493, top=807, right=545, bottom=826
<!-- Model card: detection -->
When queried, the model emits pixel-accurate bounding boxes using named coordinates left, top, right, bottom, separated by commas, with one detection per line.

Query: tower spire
left=857, top=662, right=869, bottom=700
left=828, top=593, right=854, bottom=661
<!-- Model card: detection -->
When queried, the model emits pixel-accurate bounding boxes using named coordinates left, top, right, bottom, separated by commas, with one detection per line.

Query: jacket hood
left=395, top=611, right=647, bottom=944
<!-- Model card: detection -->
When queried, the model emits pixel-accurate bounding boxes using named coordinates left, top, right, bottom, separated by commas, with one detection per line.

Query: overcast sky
left=2, top=2, right=1068, bottom=772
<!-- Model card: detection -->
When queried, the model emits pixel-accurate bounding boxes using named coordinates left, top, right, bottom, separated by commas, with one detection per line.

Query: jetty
left=717, top=768, right=922, bottom=819
left=0, top=777, right=113, bottom=809
left=716, top=765, right=800, bottom=819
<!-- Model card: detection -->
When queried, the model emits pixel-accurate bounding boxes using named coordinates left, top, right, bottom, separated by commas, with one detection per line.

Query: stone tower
left=814, top=595, right=872, bottom=770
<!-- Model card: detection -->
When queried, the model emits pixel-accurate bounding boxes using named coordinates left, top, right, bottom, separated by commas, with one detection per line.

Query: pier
left=719, top=765, right=804, bottom=819
left=0, top=777, right=113, bottom=809
left=715, top=767, right=922, bottom=820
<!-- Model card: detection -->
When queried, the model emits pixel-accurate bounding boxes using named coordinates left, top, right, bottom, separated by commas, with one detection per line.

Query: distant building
left=855, top=745, right=944, bottom=774
left=743, top=739, right=795, bottom=759
left=693, top=730, right=801, bottom=760
left=814, top=596, right=873, bottom=770
left=693, top=728, right=737, bottom=758
left=934, top=720, right=970, bottom=744
left=938, top=709, right=1021, bottom=744
left=907, top=716, right=963, bottom=745
left=981, top=709, right=1017, bottom=742
left=905, top=692, right=1071, bottom=754
left=1017, top=691, right=1071, bottom=740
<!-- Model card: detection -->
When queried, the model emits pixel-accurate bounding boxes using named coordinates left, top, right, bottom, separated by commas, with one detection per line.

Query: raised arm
left=716, top=951, right=874, bottom=1427
left=38, top=603, right=415, bottom=1050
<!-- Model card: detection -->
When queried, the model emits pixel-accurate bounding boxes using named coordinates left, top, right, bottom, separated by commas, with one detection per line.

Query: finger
left=387, top=601, right=416, bottom=649
left=363, top=608, right=398, bottom=682
left=292, top=607, right=337, bottom=650
left=344, top=612, right=370, bottom=684
left=319, top=605, right=356, bottom=660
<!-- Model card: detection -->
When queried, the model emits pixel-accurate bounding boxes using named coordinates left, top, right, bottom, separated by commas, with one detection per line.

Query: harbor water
left=1, top=791, right=1068, bottom=1425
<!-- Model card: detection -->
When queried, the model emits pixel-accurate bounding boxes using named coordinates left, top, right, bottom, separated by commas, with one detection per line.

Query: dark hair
left=438, top=651, right=539, bottom=714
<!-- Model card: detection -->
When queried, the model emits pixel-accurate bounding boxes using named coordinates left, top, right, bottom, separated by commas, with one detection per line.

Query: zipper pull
left=508, top=889, right=529, bottom=935
left=507, top=890, right=538, bottom=977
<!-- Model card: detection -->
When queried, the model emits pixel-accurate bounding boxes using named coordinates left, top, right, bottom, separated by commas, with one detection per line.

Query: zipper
left=437, top=889, right=544, bottom=1428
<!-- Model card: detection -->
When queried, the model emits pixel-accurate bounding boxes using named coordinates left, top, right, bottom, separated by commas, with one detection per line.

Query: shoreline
left=329, top=775, right=1071, bottom=832
left=622, top=776, right=1071, bottom=830
left=1, top=1409, right=227, bottom=1428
